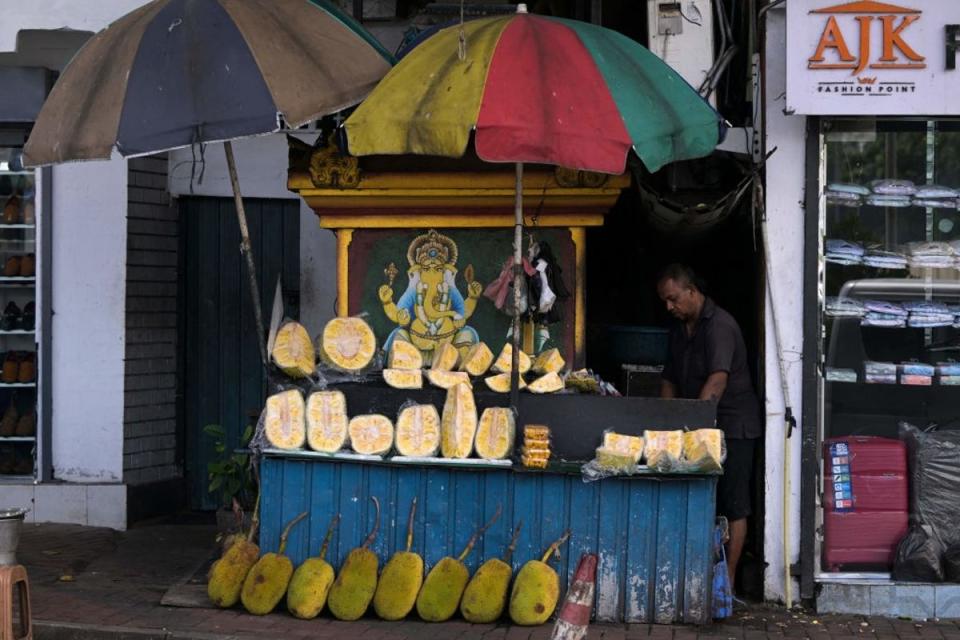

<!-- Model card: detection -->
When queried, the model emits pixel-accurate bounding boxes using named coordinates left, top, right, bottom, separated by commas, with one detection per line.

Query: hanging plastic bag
left=712, top=526, right=733, bottom=619
left=892, top=525, right=944, bottom=583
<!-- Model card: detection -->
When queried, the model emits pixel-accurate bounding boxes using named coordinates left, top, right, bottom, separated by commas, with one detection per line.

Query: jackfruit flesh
left=271, top=321, right=316, bottom=378
left=683, top=428, right=724, bottom=472
left=431, top=341, right=460, bottom=371
left=384, top=368, right=423, bottom=389
left=527, top=372, right=564, bottom=394
left=265, top=389, right=306, bottom=450
left=532, top=348, right=565, bottom=375
left=327, top=547, right=379, bottom=620
left=521, top=456, right=548, bottom=469
left=595, top=447, right=637, bottom=473
left=644, top=430, right=684, bottom=470
left=395, top=404, right=441, bottom=457
left=387, top=339, right=423, bottom=370
left=286, top=557, right=335, bottom=619
left=349, top=414, right=394, bottom=455
left=602, top=432, right=644, bottom=463
left=460, top=342, right=494, bottom=377
left=440, top=382, right=477, bottom=458
left=524, top=425, right=550, bottom=441
left=509, top=559, right=560, bottom=625
left=475, top=408, right=515, bottom=460
left=241, top=553, right=294, bottom=615
left=306, top=390, right=348, bottom=453
left=427, top=369, right=471, bottom=390
left=207, top=538, right=259, bottom=608
left=415, top=557, right=469, bottom=622
left=484, top=372, right=526, bottom=393
left=492, top=344, right=532, bottom=374
left=460, top=557, right=512, bottom=623
left=319, top=316, right=377, bottom=372
left=373, top=551, right=424, bottom=620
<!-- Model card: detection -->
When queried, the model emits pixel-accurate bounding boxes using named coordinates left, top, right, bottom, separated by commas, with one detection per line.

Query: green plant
left=205, top=424, right=255, bottom=509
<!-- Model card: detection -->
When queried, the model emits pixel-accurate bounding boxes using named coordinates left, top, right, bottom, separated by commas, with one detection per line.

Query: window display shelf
left=0, top=277, right=34, bottom=285
left=0, top=225, right=34, bottom=230
left=0, top=330, right=33, bottom=335
left=0, top=436, right=34, bottom=442
left=0, top=383, right=35, bottom=388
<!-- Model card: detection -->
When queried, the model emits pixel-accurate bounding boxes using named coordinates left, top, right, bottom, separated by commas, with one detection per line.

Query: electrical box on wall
left=646, top=0, right=715, bottom=105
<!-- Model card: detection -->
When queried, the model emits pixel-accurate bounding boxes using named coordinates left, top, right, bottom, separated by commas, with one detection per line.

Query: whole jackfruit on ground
left=327, top=496, right=381, bottom=621
left=240, top=511, right=308, bottom=615
left=509, top=529, right=571, bottom=625
left=460, top=522, right=523, bottom=623
left=286, top=514, right=340, bottom=619
left=373, top=497, right=423, bottom=620
left=207, top=496, right=261, bottom=608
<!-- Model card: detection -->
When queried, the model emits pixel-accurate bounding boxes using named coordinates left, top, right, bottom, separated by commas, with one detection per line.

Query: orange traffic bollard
left=550, top=553, right=597, bottom=640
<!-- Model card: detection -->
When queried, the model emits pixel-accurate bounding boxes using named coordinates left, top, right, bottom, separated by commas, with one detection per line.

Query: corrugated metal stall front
left=260, top=456, right=717, bottom=624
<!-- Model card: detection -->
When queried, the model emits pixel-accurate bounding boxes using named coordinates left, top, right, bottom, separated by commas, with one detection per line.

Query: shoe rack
left=0, top=146, right=37, bottom=480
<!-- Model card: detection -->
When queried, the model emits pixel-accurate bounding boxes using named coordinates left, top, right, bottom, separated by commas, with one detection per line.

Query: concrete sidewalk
left=13, top=521, right=960, bottom=640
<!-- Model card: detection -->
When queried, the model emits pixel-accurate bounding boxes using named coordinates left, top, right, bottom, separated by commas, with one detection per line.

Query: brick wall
left=123, top=155, right=181, bottom=486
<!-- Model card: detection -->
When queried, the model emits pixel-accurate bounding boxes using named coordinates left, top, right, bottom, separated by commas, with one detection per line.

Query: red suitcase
left=822, top=436, right=908, bottom=571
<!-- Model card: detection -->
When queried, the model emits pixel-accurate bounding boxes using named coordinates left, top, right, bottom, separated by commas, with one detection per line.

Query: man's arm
left=661, top=379, right=678, bottom=398
left=699, top=371, right=728, bottom=402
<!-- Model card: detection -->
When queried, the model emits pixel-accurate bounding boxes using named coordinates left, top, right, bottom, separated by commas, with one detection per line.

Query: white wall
left=168, top=133, right=337, bottom=334
left=50, top=157, right=128, bottom=483
left=762, top=7, right=806, bottom=603
left=0, top=0, right=143, bottom=53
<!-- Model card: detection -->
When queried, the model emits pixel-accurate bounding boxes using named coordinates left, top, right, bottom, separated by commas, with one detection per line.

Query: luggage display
left=822, top=436, right=908, bottom=571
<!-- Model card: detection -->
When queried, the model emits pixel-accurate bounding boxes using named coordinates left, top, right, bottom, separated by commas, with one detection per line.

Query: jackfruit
left=602, top=432, right=644, bottom=463
left=287, top=514, right=340, bottom=619
left=492, top=343, right=532, bottom=374
left=373, top=498, right=423, bottom=620
left=305, top=390, right=348, bottom=453
left=208, top=494, right=261, bottom=608
left=460, top=342, right=494, bottom=377
left=327, top=496, right=381, bottom=621
left=532, top=348, right=565, bottom=375
left=440, top=382, right=478, bottom=458
left=241, top=511, right=308, bottom=615
left=508, top=529, right=571, bottom=625
left=319, top=316, right=377, bottom=372
left=474, top=408, right=515, bottom=460
left=595, top=447, right=636, bottom=473
left=460, top=522, right=523, bottom=623
left=520, top=455, right=548, bottom=469
left=682, top=428, right=724, bottom=472
left=265, top=389, right=306, bottom=450
left=271, top=321, right=316, bottom=378
left=523, top=425, right=551, bottom=442
left=383, top=368, right=423, bottom=389
left=527, top=372, right=564, bottom=394
left=431, top=341, right=460, bottom=371
left=416, top=505, right=502, bottom=622
left=395, top=404, right=441, bottom=457
left=349, top=414, right=394, bottom=455
left=644, top=430, right=683, bottom=471
left=427, top=369, right=471, bottom=390
left=387, top=339, right=423, bottom=370
left=484, top=372, right=526, bottom=393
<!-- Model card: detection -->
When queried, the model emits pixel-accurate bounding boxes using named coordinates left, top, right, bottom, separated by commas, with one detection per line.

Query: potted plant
left=204, top=423, right=256, bottom=537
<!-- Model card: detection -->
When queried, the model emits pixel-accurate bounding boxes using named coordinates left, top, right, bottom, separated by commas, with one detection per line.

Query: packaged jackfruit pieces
left=523, top=425, right=551, bottom=440
left=521, top=455, right=548, bottom=469
left=602, top=431, right=644, bottom=463
left=681, top=428, right=725, bottom=472
left=520, top=445, right=550, bottom=459
left=643, top=429, right=683, bottom=471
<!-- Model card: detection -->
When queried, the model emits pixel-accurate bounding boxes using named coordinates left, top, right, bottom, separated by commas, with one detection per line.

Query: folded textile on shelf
left=865, top=361, right=897, bottom=376
left=901, top=374, right=933, bottom=386
left=912, top=198, right=959, bottom=209
left=825, top=297, right=865, bottom=317
left=863, top=315, right=907, bottom=328
left=865, top=373, right=897, bottom=384
left=826, top=239, right=865, bottom=257
left=870, top=178, right=917, bottom=196
left=939, top=375, right=960, bottom=386
left=828, top=183, right=871, bottom=196
left=908, top=314, right=955, bottom=328
left=904, top=301, right=951, bottom=315
left=936, top=362, right=960, bottom=376
left=825, top=368, right=858, bottom=383
left=863, top=300, right=907, bottom=316
left=907, top=241, right=955, bottom=257
left=900, top=362, right=935, bottom=377
left=908, top=257, right=956, bottom=269
left=866, top=195, right=912, bottom=207
left=863, top=249, right=908, bottom=269
left=914, top=185, right=959, bottom=199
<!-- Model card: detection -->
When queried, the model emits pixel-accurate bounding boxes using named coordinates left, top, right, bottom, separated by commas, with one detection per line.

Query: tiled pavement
left=11, top=521, right=960, bottom=640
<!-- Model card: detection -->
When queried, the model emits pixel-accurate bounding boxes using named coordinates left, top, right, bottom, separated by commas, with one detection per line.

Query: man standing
left=657, top=264, right=762, bottom=596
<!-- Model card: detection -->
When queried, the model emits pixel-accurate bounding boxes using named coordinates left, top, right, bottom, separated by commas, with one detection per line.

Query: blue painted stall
left=260, top=453, right=716, bottom=624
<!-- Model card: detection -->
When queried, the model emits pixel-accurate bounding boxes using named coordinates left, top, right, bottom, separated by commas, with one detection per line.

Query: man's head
left=657, top=263, right=705, bottom=323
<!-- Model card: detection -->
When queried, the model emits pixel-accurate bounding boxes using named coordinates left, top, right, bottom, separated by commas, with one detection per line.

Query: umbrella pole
left=224, top=140, right=269, bottom=369
left=509, top=162, right=524, bottom=411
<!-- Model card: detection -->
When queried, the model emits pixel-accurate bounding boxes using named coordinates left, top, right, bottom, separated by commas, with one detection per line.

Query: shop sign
left=786, top=1, right=960, bottom=115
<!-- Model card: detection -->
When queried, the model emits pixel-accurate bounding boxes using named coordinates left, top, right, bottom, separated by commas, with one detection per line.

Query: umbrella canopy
left=24, top=0, right=393, bottom=166
left=344, top=11, right=722, bottom=174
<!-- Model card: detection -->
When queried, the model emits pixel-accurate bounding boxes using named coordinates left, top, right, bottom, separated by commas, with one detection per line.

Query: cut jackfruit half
left=475, top=408, right=515, bottom=460
left=492, top=344, right=532, bottom=375
left=383, top=369, right=423, bottom=389
left=527, top=371, right=564, bottom=394
left=265, top=390, right=306, bottom=450
left=459, top=342, right=494, bottom=377
left=602, top=432, right=644, bottom=463
left=431, top=342, right=460, bottom=371
left=306, top=390, right=348, bottom=453
left=532, top=348, right=565, bottom=375
left=319, top=317, right=377, bottom=372
left=387, top=340, right=423, bottom=370
left=395, top=404, right=442, bottom=457
left=643, top=430, right=683, bottom=470
left=483, top=373, right=526, bottom=393
left=271, top=322, right=316, bottom=378
left=427, top=369, right=471, bottom=390
left=441, top=383, right=477, bottom=458
left=349, top=415, right=394, bottom=456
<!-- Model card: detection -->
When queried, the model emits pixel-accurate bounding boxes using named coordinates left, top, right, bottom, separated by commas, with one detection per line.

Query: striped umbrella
left=345, top=6, right=722, bottom=405
left=24, top=0, right=394, bottom=365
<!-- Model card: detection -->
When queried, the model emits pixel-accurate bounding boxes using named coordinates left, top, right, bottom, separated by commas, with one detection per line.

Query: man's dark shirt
left=662, top=297, right=763, bottom=439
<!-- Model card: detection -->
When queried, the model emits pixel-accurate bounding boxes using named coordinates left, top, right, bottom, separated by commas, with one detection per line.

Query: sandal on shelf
left=1, top=302, right=21, bottom=332
left=19, top=254, right=34, bottom=278
left=3, top=256, right=20, bottom=277
left=2, top=352, right=19, bottom=384
left=2, top=196, right=19, bottom=225
left=21, top=302, right=34, bottom=331
left=17, top=352, right=35, bottom=383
